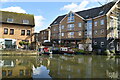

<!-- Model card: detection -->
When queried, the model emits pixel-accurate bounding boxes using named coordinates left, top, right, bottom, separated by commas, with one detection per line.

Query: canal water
left=0, top=54, right=120, bottom=79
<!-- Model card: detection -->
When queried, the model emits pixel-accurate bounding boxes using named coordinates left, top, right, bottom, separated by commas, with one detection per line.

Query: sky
left=0, top=0, right=115, bottom=32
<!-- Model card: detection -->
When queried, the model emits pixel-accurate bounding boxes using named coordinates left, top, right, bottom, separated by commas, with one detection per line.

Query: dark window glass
left=21, top=30, right=25, bottom=35
left=10, top=29, right=14, bottom=35
left=4, top=28, right=8, bottom=34
left=19, top=70, right=24, bottom=76
left=8, top=70, right=12, bottom=76
left=22, top=40, right=29, bottom=42
left=2, top=70, right=6, bottom=77
left=25, top=70, right=29, bottom=76
left=27, top=30, right=30, bottom=35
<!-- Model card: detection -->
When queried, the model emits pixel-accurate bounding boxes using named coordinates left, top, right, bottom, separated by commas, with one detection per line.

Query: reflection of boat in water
left=38, top=46, right=52, bottom=55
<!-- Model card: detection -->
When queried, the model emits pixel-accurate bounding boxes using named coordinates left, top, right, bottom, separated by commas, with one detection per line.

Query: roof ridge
left=0, top=10, right=34, bottom=16
left=75, top=1, right=115, bottom=13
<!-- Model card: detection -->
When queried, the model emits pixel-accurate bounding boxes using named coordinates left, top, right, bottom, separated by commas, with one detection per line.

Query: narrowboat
left=60, top=47, right=75, bottom=54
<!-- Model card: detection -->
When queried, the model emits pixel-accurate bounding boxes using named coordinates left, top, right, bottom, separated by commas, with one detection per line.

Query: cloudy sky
left=0, top=0, right=114, bottom=32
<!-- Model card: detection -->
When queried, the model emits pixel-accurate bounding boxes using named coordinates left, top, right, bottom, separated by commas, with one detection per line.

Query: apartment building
left=0, top=11, right=35, bottom=49
left=38, top=27, right=51, bottom=44
left=50, top=0, right=120, bottom=53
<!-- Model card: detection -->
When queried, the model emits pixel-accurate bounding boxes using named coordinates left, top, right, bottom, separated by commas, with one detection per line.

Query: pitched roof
left=0, top=11, right=35, bottom=27
left=50, top=15, right=66, bottom=26
left=76, top=2, right=115, bottom=19
left=50, top=2, right=116, bottom=26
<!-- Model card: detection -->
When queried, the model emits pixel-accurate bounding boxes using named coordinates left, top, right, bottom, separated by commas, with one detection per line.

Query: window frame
left=61, top=33, right=64, bottom=36
left=23, top=20, right=29, bottom=24
left=101, top=19, right=104, bottom=25
left=27, top=30, right=31, bottom=36
left=68, top=13, right=74, bottom=23
left=94, top=41, right=97, bottom=45
left=10, top=29, right=14, bottom=35
left=94, top=21, right=97, bottom=26
left=94, top=30, right=97, bottom=35
left=21, top=30, right=25, bottom=35
left=101, top=42, right=104, bottom=46
left=68, top=32, right=74, bottom=38
left=78, top=22, right=82, bottom=27
left=7, top=18, right=13, bottom=22
left=67, top=24, right=74, bottom=30
left=61, top=25, right=64, bottom=29
left=4, top=28, right=8, bottom=34
left=78, top=31, right=82, bottom=36
left=101, top=29, right=104, bottom=34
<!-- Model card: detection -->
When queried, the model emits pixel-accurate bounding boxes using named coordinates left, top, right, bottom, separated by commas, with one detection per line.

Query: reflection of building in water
left=38, top=55, right=120, bottom=78
left=40, top=55, right=93, bottom=78
left=1, top=56, right=37, bottom=78
left=92, top=56, right=119, bottom=78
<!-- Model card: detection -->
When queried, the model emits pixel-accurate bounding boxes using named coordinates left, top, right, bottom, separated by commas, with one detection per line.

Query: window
left=99, top=11, right=104, bottom=15
left=53, top=28, right=56, bottom=31
left=4, top=28, right=8, bottom=34
left=53, top=34, right=56, bottom=36
left=61, top=25, right=64, bottom=29
left=94, top=41, right=97, bottom=45
left=78, top=22, right=82, bottom=27
left=7, top=18, right=13, bottom=22
left=2, top=70, right=6, bottom=77
left=67, top=24, right=74, bottom=30
left=44, top=37, right=46, bottom=39
left=94, top=30, right=97, bottom=35
left=78, top=31, right=82, bottom=36
left=101, top=19, right=104, bottom=25
left=44, top=31, right=46, bottom=34
left=10, top=29, right=14, bottom=35
left=68, top=13, right=74, bottom=23
left=27, top=30, right=30, bottom=35
left=25, top=70, right=29, bottom=76
left=118, top=30, right=120, bottom=35
left=68, top=32, right=74, bottom=38
left=23, top=20, right=29, bottom=24
left=19, top=70, right=24, bottom=76
left=101, top=42, right=104, bottom=46
left=8, top=70, right=12, bottom=76
left=101, top=29, right=104, bottom=34
left=21, top=30, right=25, bottom=35
left=54, top=21, right=57, bottom=24
left=110, top=19, right=114, bottom=28
left=61, top=33, right=64, bottom=36
left=94, top=21, right=97, bottom=26
left=85, top=31, right=87, bottom=35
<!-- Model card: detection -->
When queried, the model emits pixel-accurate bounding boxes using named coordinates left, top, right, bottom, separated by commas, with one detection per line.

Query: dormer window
left=99, top=11, right=104, bottom=15
left=68, top=12, right=74, bottom=23
left=7, top=18, right=13, bottom=22
left=54, top=21, right=57, bottom=24
left=23, top=20, right=29, bottom=24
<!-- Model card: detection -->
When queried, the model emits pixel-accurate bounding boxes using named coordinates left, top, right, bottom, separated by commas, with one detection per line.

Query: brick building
left=50, top=0, right=120, bottom=53
left=0, top=11, right=35, bottom=49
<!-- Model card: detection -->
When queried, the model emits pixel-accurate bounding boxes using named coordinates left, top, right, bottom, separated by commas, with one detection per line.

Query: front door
left=5, top=40, right=12, bottom=48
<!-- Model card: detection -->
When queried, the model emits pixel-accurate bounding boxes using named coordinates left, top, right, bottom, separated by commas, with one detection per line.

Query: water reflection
left=0, top=55, right=120, bottom=79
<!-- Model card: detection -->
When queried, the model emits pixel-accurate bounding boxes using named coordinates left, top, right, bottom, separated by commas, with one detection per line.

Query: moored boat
left=60, top=47, right=75, bottom=54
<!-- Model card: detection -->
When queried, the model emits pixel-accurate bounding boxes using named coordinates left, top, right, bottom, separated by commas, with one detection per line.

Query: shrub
left=19, top=41, right=30, bottom=46
left=19, top=41, right=23, bottom=46
left=77, top=49, right=85, bottom=53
